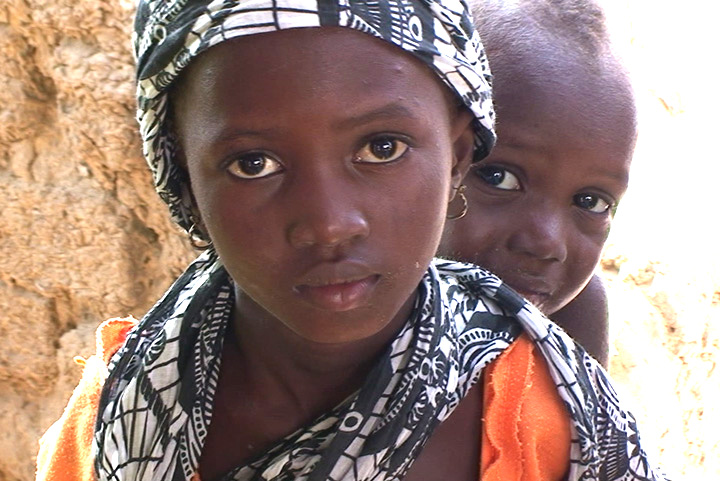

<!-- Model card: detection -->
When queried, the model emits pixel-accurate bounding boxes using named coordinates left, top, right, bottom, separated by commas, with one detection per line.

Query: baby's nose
left=506, top=203, right=568, bottom=262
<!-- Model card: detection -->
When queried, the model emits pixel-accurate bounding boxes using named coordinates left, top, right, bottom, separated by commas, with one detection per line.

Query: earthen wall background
left=1, top=1, right=718, bottom=480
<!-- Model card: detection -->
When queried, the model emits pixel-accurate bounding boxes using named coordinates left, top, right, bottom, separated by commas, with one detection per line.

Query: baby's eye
left=227, top=153, right=283, bottom=179
left=355, top=137, right=409, bottom=164
left=474, top=165, right=521, bottom=190
left=573, top=193, right=612, bottom=213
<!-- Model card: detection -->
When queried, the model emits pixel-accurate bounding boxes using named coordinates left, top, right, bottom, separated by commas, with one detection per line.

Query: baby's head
left=440, top=0, right=637, bottom=315
left=132, top=0, right=494, bottom=343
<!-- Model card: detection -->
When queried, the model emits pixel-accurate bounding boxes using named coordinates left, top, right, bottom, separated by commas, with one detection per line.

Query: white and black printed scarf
left=94, top=256, right=667, bottom=481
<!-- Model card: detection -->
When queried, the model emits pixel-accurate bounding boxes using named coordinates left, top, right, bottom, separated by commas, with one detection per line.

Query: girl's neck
left=229, top=288, right=416, bottom=414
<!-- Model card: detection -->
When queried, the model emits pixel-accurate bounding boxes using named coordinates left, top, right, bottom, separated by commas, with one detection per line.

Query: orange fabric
left=36, top=322, right=569, bottom=481
left=35, top=317, right=137, bottom=481
left=480, top=334, right=571, bottom=481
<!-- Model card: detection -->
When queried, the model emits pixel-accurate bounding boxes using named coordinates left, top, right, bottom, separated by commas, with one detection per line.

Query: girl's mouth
left=294, top=275, right=381, bottom=312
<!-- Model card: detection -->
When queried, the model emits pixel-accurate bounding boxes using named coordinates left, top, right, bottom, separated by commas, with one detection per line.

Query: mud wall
left=0, top=2, right=194, bottom=479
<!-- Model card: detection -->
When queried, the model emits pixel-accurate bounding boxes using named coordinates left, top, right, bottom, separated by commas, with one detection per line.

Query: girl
left=36, top=1, right=665, bottom=480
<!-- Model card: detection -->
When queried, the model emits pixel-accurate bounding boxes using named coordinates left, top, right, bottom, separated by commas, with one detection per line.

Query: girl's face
left=173, top=28, right=473, bottom=344
left=440, top=48, right=637, bottom=315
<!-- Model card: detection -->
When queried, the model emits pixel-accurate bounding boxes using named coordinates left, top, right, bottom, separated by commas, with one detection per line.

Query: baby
left=440, top=0, right=638, bottom=367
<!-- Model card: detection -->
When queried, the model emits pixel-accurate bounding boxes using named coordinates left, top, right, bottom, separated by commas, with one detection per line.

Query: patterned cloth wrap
left=94, top=254, right=667, bottom=481
left=93, top=0, right=669, bottom=480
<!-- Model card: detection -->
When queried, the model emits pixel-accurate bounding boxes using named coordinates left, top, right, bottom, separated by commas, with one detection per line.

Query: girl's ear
left=449, top=108, right=475, bottom=195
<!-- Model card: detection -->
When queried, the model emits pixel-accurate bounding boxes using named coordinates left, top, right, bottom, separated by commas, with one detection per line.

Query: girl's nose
left=286, top=175, right=370, bottom=250
left=506, top=203, right=568, bottom=263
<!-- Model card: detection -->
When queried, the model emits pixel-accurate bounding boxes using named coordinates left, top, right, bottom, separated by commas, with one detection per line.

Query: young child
left=440, top=0, right=638, bottom=367
left=35, top=1, right=664, bottom=480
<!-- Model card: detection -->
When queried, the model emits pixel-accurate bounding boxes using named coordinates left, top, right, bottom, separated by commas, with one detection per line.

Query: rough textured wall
left=0, top=2, right=194, bottom=479
left=600, top=1, right=720, bottom=478
left=1, top=1, right=718, bottom=481
left=603, top=255, right=720, bottom=481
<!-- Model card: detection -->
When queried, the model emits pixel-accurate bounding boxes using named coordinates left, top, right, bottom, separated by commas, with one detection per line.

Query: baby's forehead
left=480, top=25, right=636, bottom=163
left=479, top=14, right=635, bottom=136
left=493, top=40, right=630, bottom=100
left=496, top=56, right=634, bottom=147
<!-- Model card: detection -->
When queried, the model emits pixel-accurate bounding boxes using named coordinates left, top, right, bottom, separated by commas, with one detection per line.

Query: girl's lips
left=294, top=275, right=380, bottom=312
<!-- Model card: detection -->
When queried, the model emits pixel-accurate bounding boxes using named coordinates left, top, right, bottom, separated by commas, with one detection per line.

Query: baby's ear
left=450, top=108, right=475, bottom=189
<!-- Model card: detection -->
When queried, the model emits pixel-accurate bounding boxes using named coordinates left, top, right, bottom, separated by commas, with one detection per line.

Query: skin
left=552, top=274, right=610, bottom=365
left=172, top=27, right=481, bottom=480
left=440, top=36, right=637, bottom=367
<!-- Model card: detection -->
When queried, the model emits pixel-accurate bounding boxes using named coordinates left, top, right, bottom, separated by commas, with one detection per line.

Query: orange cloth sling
left=36, top=317, right=137, bottom=481
left=480, top=334, right=571, bottom=481
left=36, top=325, right=569, bottom=481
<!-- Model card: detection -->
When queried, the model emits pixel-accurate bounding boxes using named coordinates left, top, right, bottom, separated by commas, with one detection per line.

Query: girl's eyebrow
left=212, top=102, right=419, bottom=144
left=336, top=102, right=418, bottom=130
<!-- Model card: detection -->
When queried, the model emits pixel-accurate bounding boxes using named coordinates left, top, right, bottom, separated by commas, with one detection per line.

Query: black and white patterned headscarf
left=131, top=0, right=495, bottom=235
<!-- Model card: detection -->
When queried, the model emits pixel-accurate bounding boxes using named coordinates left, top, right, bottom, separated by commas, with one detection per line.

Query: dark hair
left=470, top=0, right=611, bottom=65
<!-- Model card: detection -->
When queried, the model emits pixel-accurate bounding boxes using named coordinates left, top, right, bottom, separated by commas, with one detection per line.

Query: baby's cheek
left=445, top=205, right=507, bottom=260
left=563, top=246, right=601, bottom=294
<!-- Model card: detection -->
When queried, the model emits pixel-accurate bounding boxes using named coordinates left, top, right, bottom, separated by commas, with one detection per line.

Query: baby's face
left=172, top=27, right=473, bottom=344
left=440, top=52, right=637, bottom=315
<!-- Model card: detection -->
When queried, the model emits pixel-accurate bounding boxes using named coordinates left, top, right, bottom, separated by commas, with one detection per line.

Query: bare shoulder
left=551, top=274, right=609, bottom=367
left=403, top=383, right=483, bottom=481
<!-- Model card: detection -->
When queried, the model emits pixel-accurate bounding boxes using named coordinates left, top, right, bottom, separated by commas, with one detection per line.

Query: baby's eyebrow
left=593, top=166, right=629, bottom=185
left=336, top=102, right=419, bottom=130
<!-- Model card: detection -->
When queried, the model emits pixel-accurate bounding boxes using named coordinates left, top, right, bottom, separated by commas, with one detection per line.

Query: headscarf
left=131, top=0, right=496, bottom=236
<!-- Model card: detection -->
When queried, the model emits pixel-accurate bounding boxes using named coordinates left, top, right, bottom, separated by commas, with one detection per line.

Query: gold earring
left=188, top=223, right=212, bottom=250
left=447, top=184, right=468, bottom=220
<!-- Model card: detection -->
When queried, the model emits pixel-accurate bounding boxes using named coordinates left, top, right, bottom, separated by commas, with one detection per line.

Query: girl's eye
left=474, top=165, right=521, bottom=190
left=227, top=153, right=283, bottom=179
left=573, top=193, right=612, bottom=213
left=355, top=137, right=409, bottom=164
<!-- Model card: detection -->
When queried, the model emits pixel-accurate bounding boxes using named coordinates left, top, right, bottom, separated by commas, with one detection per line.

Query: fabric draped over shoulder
left=481, top=334, right=571, bottom=481
left=131, top=0, right=496, bottom=235
left=35, top=317, right=137, bottom=481
left=92, top=254, right=523, bottom=480
left=83, top=256, right=669, bottom=481
left=36, top=318, right=574, bottom=481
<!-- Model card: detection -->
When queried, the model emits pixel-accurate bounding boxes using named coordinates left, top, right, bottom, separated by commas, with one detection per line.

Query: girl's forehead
left=187, top=28, right=411, bottom=77
left=173, top=27, right=456, bottom=133
left=182, top=28, right=444, bottom=96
